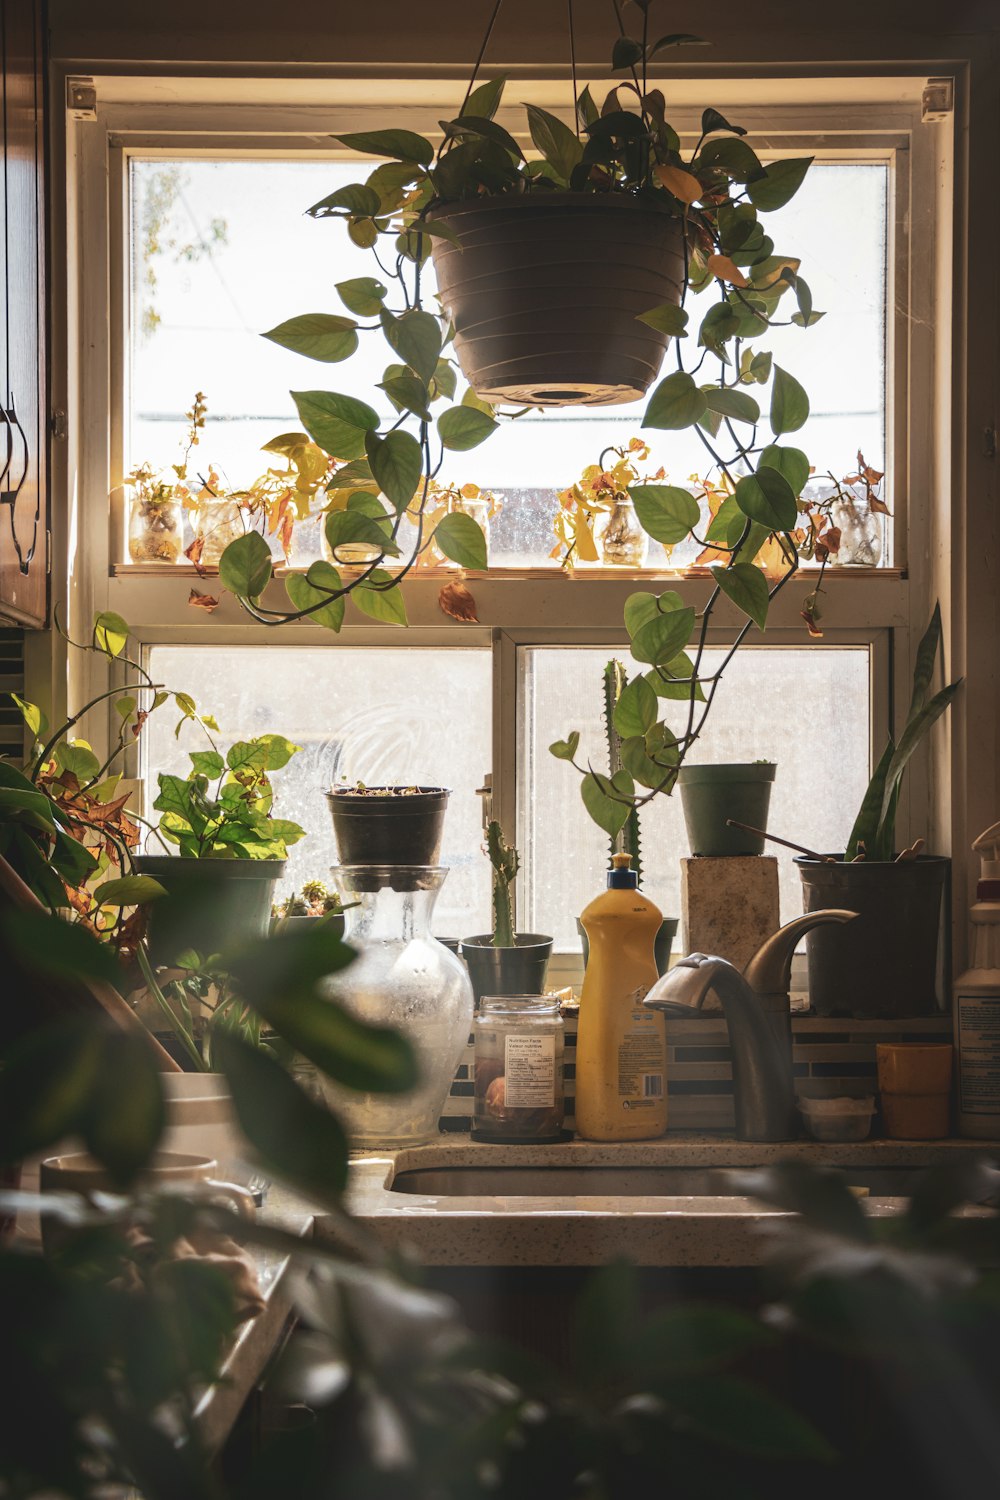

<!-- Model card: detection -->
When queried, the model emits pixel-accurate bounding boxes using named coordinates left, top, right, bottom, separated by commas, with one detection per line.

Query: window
left=64, top=79, right=945, bottom=967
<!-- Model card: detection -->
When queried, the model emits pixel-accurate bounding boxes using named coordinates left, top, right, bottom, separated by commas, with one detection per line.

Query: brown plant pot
left=796, top=855, right=950, bottom=1019
left=429, top=193, right=686, bottom=407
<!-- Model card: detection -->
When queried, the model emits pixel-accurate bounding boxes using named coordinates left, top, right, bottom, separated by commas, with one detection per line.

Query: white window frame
left=50, top=72, right=961, bottom=957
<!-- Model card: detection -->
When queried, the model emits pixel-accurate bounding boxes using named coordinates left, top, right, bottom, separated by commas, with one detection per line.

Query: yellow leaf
left=655, top=164, right=703, bottom=205
left=574, top=511, right=600, bottom=563
left=706, top=254, right=749, bottom=288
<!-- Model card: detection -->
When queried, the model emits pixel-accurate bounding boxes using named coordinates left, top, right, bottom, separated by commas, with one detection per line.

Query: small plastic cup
left=876, top=1043, right=953, bottom=1139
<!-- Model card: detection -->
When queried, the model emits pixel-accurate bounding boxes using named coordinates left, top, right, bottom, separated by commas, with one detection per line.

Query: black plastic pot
left=429, top=194, right=686, bottom=407
left=677, top=763, right=776, bottom=856
left=796, top=855, right=950, bottom=1018
left=325, top=787, right=449, bottom=865
left=577, top=916, right=679, bottom=977
left=460, top=934, right=553, bottom=1005
left=270, top=912, right=346, bottom=941
left=136, top=855, right=285, bottom=967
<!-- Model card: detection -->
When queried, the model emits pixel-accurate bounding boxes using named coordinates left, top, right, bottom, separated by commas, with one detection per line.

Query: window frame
left=58, top=76, right=954, bottom=941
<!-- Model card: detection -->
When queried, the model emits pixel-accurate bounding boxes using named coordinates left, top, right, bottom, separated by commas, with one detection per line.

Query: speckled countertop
left=326, top=1134, right=996, bottom=1269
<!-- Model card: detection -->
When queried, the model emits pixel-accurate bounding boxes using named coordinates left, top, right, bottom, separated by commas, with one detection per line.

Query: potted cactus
left=461, top=821, right=552, bottom=1004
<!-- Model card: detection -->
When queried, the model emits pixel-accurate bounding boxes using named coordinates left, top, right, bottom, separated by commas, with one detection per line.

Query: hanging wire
left=458, top=0, right=505, bottom=116
left=567, top=0, right=579, bottom=131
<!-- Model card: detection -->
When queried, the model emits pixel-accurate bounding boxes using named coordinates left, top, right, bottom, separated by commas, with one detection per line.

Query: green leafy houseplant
left=148, top=734, right=304, bottom=862
left=214, top=4, right=822, bottom=664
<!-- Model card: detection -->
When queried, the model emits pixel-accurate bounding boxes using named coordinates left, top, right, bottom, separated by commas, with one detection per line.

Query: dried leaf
left=438, top=580, right=479, bottom=623
left=706, top=253, right=749, bottom=288
left=188, top=589, right=220, bottom=612
left=869, top=495, right=892, bottom=515
left=655, top=164, right=704, bottom=204
left=184, top=535, right=206, bottom=573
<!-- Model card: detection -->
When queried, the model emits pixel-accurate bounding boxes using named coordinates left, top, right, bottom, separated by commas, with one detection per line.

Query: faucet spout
left=743, top=909, right=857, bottom=998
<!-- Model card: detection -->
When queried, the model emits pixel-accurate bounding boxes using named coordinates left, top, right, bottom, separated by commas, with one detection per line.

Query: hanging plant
left=217, top=1, right=824, bottom=812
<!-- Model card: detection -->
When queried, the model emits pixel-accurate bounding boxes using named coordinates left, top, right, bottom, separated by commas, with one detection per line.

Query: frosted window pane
left=143, top=647, right=491, bottom=938
left=518, top=646, right=871, bottom=951
left=128, top=157, right=888, bottom=568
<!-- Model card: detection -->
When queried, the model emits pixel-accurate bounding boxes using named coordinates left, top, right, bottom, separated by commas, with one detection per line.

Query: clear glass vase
left=319, top=865, right=474, bottom=1148
left=596, top=495, right=648, bottom=567
left=830, top=496, right=882, bottom=567
left=128, top=494, right=184, bottom=563
left=194, top=498, right=246, bottom=566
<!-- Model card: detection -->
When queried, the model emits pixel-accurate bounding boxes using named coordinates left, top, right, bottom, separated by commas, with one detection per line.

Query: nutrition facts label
left=504, top=1033, right=556, bottom=1108
left=957, top=994, right=1000, bottom=1114
left=618, top=1013, right=664, bottom=1108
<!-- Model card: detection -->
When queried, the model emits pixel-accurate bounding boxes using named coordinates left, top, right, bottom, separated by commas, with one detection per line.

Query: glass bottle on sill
left=473, top=995, right=565, bottom=1144
left=193, top=497, right=246, bottom=567
left=317, top=864, right=474, bottom=1148
left=128, top=492, right=184, bottom=564
left=596, top=494, right=648, bottom=568
left=830, top=496, right=882, bottom=567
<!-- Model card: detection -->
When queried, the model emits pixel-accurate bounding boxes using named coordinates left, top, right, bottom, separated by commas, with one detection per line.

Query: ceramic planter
left=429, top=193, right=685, bottom=407
left=677, top=763, right=776, bottom=856
left=460, top=934, right=553, bottom=1006
left=162, top=1072, right=243, bottom=1165
left=326, top=786, right=449, bottom=865
left=136, top=855, right=285, bottom=966
left=796, top=855, right=950, bottom=1018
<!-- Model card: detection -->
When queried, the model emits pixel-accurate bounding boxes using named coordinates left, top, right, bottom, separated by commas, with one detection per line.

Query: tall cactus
left=603, top=659, right=643, bottom=884
left=487, top=819, right=519, bottom=948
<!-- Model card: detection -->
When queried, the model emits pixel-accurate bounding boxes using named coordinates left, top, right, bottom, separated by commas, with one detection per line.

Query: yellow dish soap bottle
left=575, top=853, right=667, bottom=1141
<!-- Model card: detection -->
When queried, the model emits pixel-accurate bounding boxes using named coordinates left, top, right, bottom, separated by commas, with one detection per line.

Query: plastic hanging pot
left=795, top=854, right=950, bottom=1018
left=677, top=763, right=777, bottom=856
left=325, top=787, right=449, bottom=866
left=460, top=934, right=553, bottom=1006
left=428, top=193, right=686, bottom=407
left=136, top=855, right=286, bottom=967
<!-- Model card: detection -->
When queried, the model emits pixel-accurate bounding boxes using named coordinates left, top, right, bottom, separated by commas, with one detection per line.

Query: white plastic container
left=798, top=1095, right=876, bottom=1142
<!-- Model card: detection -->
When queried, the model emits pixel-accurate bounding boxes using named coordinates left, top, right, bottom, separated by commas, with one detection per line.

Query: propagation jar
left=473, top=995, right=565, bottom=1144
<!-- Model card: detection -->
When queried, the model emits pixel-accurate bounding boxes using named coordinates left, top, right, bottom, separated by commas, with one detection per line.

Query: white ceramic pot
left=162, top=1073, right=243, bottom=1169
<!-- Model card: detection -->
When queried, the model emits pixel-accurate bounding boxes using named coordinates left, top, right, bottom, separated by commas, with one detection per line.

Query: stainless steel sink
left=389, top=1165, right=924, bottom=1198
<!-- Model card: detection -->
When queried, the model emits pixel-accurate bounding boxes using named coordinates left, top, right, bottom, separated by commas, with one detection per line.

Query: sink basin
left=390, top=1165, right=923, bottom=1198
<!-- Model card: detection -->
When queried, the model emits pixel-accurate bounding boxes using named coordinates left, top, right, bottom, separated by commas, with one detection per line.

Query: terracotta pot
left=429, top=193, right=685, bottom=407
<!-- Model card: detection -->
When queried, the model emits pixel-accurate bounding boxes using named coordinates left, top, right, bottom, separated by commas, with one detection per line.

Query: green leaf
left=619, top=729, right=678, bottom=790
left=11, top=692, right=46, bottom=738
left=613, top=676, right=657, bottom=738
left=629, top=484, right=700, bottom=544
left=334, top=128, right=435, bottom=166
left=549, top=731, right=580, bottom=762
left=442, top=115, right=524, bottom=160
left=630, top=607, right=696, bottom=666
left=710, top=563, right=770, bottom=631
left=434, top=512, right=488, bottom=570
left=462, top=75, right=506, bottom=120
left=525, top=104, right=583, bottom=182
left=624, top=591, right=662, bottom=636
left=335, top=276, right=388, bottom=316
left=758, top=443, right=810, bottom=496
left=437, top=405, right=499, bottom=452
left=81, top=1031, right=166, bottom=1188
left=114, top=695, right=136, bottom=721
left=846, top=738, right=894, bottom=859
left=581, top=769, right=634, bottom=838
left=698, top=302, right=743, bottom=356
left=291, top=390, right=379, bottom=461
left=657, top=1374, right=835, bottom=1461
left=0, top=908, right=123, bottom=989
left=308, top=182, right=381, bottom=218
left=54, top=741, right=101, bottom=782
left=769, top=365, right=810, bottom=436
left=379, top=371, right=432, bottom=422
left=284, top=566, right=345, bottom=633
left=326, top=457, right=378, bottom=493
left=649, top=32, right=703, bottom=56
left=262, top=313, right=358, bottom=363
left=705, top=493, right=742, bottom=544
left=734, top=467, right=797, bottom=532
left=189, top=749, right=225, bottom=778
left=644, top=655, right=706, bottom=703
left=380, top=309, right=443, bottom=383
left=352, top=570, right=408, bottom=626
left=212, top=1030, right=348, bottom=1203
left=432, top=359, right=457, bottom=401
left=636, top=303, right=688, bottom=336
left=93, top=875, right=167, bottom=906
left=612, top=36, right=644, bottom=69
left=643, top=371, right=707, bottom=430
left=324, top=508, right=397, bottom=559
left=0, top=1017, right=103, bottom=1165
left=219, top=531, right=273, bottom=602
left=746, top=156, right=813, bottom=211
left=879, top=681, right=962, bottom=829
left=93, top=611, right=129, bottom=659
left=909, top=602, right=944, bottom=717
left=636, top=1304, right=770, bottom=1377
left=364, top=429, right=423, bottom=510
left=702, top=387, right=760, bottom=424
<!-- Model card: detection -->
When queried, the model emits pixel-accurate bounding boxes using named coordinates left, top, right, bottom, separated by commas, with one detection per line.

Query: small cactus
left=486, top=819, right=519, bottom=948
left=603, top=659, right=643, bottom=883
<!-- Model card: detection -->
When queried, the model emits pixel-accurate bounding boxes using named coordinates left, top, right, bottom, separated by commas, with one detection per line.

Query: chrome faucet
left=643, top=911, right=856, bottom=1142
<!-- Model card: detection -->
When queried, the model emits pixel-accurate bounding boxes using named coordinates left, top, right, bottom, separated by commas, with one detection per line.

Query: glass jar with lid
left=473, top=995, right=565, bottom=1144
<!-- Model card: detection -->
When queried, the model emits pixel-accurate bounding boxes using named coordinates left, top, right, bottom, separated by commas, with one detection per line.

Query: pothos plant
left=212, top=3, right=821, bottom=654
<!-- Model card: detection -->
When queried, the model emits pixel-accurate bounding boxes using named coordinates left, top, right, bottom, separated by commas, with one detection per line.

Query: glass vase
left=194, top=498, right=246, bottom=566
left=128, top=494, right=184, bottom=563
left=319, top=865, right=474, bottom=1148
left=596, top=495, right=648, bottom=567
left=830, top=496, right=882, bottom=567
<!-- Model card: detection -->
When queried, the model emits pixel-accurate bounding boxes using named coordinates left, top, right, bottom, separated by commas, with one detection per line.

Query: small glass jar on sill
left=193, top=497, right=246, bottom=566
left=596, top=494, right=648, bottom=568
left=473, top=995, right=565, bottom=1144
left=128, top=492, right=184, bottom=563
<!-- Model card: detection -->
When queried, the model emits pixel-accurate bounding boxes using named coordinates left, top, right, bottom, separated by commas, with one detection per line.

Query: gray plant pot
left=137, top=855, right=285, bottom=967
left=460, top=933, right=553, bottom=1005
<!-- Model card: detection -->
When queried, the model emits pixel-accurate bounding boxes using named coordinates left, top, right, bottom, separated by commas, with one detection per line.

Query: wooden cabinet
left=0, top=0, right=47, bottom=628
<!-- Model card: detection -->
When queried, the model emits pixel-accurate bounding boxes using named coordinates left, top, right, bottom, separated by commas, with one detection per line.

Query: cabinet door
left=0, top=0, right=47, bottom=628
